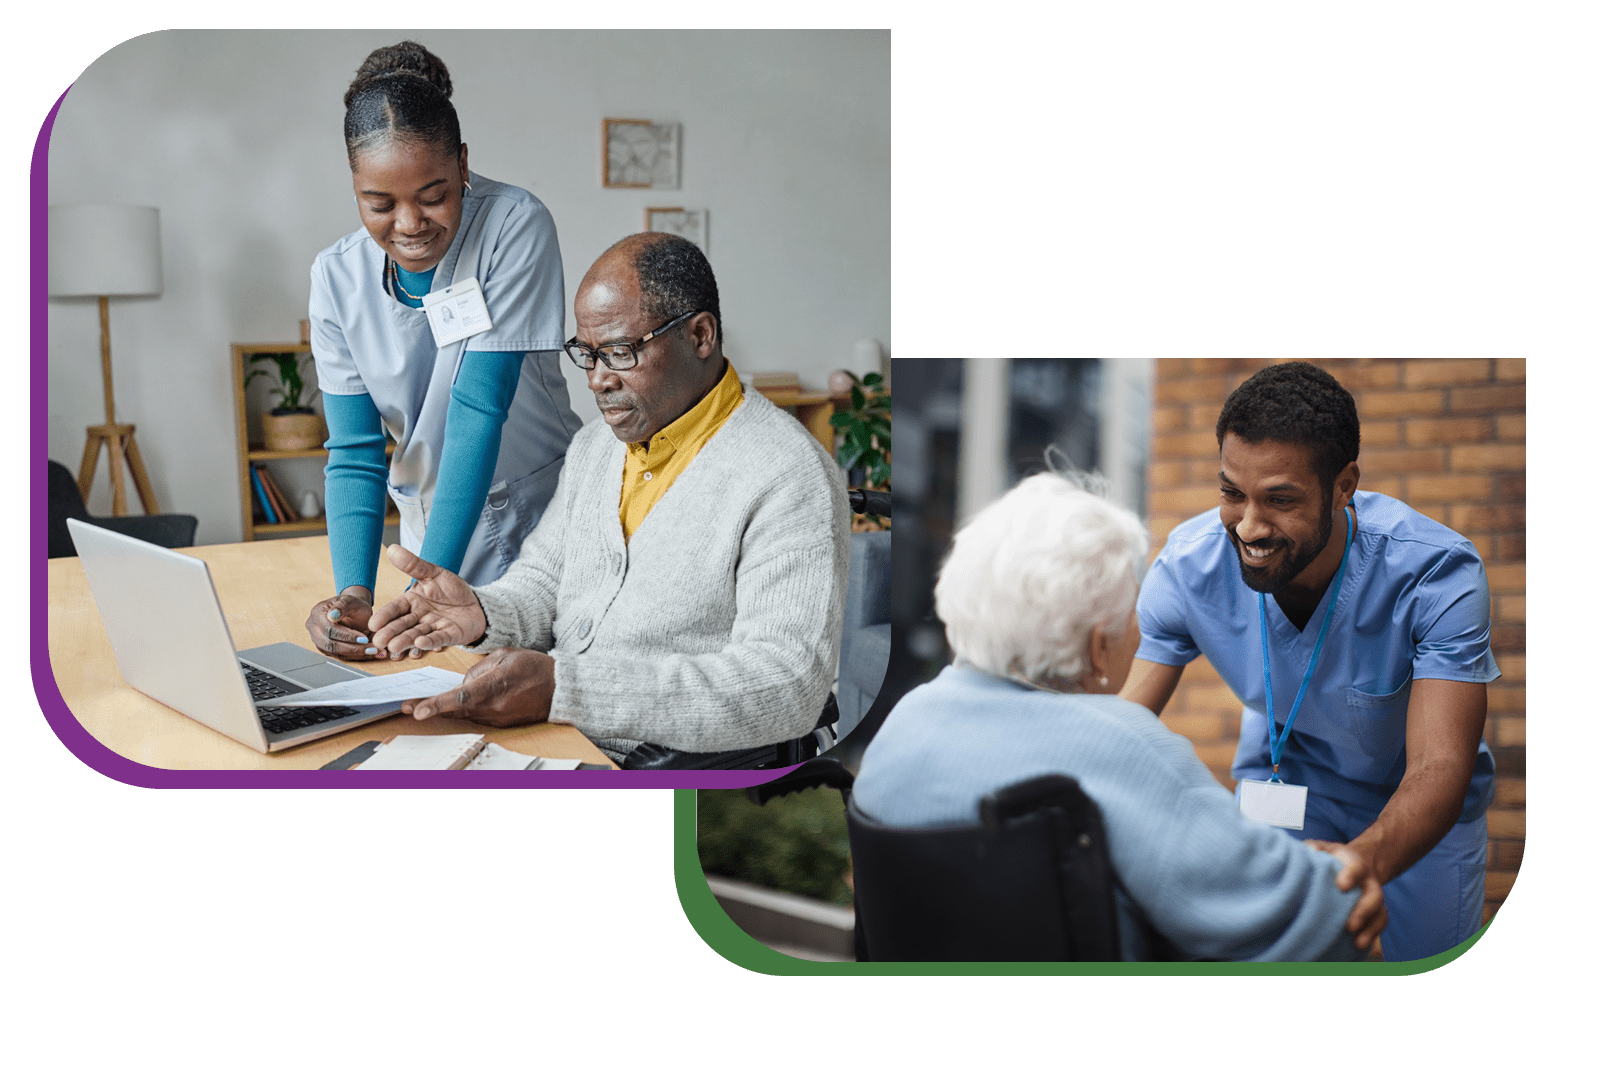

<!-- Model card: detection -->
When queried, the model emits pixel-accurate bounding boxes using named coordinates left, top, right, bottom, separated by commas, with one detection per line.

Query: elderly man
left=1123, top=362, right=1498, bottom=962
left=367, top=233, right=850, bottom=768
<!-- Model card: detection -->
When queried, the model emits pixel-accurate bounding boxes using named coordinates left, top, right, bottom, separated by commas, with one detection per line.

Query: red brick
left=1450, top=504, right=1525, bottom=533
left=1404, top=360, right=1493, bottom=387
left=1486, top=809, right=1525, bottom=839
left=1495, top=778, right=1526, bottom=806
left=1497, top=595, right=1526, bottom=623
left=1408, top=474, right=1495, bottom=501
left=1183, top=683, right=1248, bottom=715
left=1450, top=384, right=1525, bottom=412
left=1450, top=443, right=1526, bottom=471
left=1152, top=405, right=1187, bottom=434
left=1485, top=565, right=1525, bottom=594
left=1494, top=359, right=1527, bottom=383
left=1485, top=871, right=1518, bottom=903
left=1185, top=657, right=1225, bottom=685
left=1188, top=405, right=1219, bottom=430
left=1150, top=486, right=1223, bottom=515
left=1494, top=534, right=1524, bottom=561
left=1153, top=430, right=1221, bottom=460
left=1411, top=503, right=1449, bottom=526
left=1148, top=517, right=1181, bottom=546
left=1494, top=652, right=1526, bottom=683
left=1495, top=413, right=1525, bottom=440
left=1496, top=717, right=1526, bottom=746
left=1361, top=448, right=1446, bottom=474
left=1492, top=472, right=1525, bottom=502
left=1330, top=363, right=1402, bottom=389
left=1161, top=710, right=1229, bottom=742
left=1191, top=358, right=1270, bottom=377
left=1405, top=417, right=1493, bottom=445
left=1362, top=476, right=1404, bottom=497
left=1156, top=375, right=1232, bottom=405
left=1492, top=839, right=1524, bottom=871
left=1148, top=460, right=1190, bottom=489
left=1360, top=389, right=1446, bottom=417
left=1490, top=625, right=1524, bottom=653
left=1486, top=685, right=1524, bottom=714
left=1362, top=420, right=1401, bottom=448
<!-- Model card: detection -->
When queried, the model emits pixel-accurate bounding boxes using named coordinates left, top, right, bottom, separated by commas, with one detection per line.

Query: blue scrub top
left=1137, top=490, right=1498, bottom=822
left=308, top=173, right=582, bottom=584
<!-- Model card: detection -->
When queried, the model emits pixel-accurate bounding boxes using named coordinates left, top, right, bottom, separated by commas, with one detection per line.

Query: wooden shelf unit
left=230, top=342, right=397, bottom=542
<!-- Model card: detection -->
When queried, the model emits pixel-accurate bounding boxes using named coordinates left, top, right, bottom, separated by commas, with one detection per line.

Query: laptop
left=66, top=518, right=403, bottom=753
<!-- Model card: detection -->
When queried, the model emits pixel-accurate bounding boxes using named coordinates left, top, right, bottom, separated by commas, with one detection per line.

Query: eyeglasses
left=562, top=309, right=702, bottom=371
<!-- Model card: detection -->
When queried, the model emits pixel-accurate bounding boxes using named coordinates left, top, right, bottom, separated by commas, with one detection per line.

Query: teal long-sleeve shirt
left=321, top=262, right=527, bottom=594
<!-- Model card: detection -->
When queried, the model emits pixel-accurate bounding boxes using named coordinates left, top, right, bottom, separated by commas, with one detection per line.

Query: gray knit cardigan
left=472, top=385, right=850, bottom=762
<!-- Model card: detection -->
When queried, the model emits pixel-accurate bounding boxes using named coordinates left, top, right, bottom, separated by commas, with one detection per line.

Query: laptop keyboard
left=242, top=663, right=360, bottom=735
left=257, top=704, right=362, bottom=735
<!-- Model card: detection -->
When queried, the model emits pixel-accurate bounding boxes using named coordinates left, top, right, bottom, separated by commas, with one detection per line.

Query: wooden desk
left=46, top=536, right=615, bottom=770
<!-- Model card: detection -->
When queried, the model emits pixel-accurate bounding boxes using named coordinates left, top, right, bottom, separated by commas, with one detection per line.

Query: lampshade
left=48, top=204, right=163, bottom=297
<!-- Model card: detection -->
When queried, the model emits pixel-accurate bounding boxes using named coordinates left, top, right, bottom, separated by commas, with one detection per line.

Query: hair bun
left=344, top=41, right=453, bottom=109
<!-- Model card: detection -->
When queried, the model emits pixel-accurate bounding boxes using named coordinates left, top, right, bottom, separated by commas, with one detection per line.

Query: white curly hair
left=935, top=472, right=1149, bottom=690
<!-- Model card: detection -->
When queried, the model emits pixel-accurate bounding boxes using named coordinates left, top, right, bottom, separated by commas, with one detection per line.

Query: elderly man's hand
left=1305, top=839, right=1388, bottom=953
left=402, top=647, right=555, bottom=727
left=369, top=545, right=488, bottom=658
left=305, top=588, right=383, bottom=660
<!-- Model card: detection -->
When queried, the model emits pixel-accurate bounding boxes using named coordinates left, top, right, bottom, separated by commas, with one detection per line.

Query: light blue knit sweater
left=853, top=665, right=1365, bottom=961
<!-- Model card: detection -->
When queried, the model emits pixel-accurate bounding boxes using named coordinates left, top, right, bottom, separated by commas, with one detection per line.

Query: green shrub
left=696, top=787, right=852, bottom=906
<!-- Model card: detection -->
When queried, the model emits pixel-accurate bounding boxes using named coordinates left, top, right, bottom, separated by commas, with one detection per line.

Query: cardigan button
left=578, top=618, right=592, bottom=638
left=611, top=553, right=623, bottom=574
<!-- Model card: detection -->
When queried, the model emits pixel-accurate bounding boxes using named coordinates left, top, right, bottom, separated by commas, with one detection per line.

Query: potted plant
left=247, top=351, right=323, bottom=451
left=828, top=370, right=890, bottom=530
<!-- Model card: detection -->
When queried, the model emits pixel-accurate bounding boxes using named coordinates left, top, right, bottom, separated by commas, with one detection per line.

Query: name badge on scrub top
left=1238, top=779, right=1308, bottom=830
left=421, top=277, right=493, bottom=347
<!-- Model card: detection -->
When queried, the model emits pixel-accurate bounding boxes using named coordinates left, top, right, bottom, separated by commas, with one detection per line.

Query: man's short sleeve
left=1411, top=544, right=1500, bottom=684
left=1136, top=551, right=1203, bottom=666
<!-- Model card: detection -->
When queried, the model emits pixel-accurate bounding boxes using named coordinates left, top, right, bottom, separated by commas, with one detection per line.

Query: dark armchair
left=47, top=460, right=198, bottom=559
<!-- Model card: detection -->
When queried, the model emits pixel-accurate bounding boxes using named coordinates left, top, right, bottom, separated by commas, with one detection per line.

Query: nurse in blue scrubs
left=303, top=41, right=582, bottom=660
left=1124, top=362, right=1498, bottom=963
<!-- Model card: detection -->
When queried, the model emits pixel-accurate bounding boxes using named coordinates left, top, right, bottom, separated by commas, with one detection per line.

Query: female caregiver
left=304, top=41, right=581, bottom=660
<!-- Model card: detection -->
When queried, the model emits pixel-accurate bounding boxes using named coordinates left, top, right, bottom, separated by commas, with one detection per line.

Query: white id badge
left=1237, top=779, right=1309, bottom=830
left=422, top=277, right=493, bottom=346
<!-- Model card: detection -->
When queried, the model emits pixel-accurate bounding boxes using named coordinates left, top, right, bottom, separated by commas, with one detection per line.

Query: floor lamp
left=49, top=204, right=164, bottom=516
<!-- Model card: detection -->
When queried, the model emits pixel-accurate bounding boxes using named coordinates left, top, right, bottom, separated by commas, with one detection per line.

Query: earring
left=464, top=181, right=472, bottom=192
left=1099, top=676, right=1110, bottom=690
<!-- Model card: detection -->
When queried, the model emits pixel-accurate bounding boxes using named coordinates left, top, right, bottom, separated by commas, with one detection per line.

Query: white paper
left=356, top=733, right=485, bottom=770
left=422, top=277, right=492, bottom=345
left=1237, top=778, right=1309, bottom=830
left=257, top=666, right=465, bottom=708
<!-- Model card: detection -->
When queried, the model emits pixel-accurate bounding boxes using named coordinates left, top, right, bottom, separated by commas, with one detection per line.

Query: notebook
left=66, top=518, right=401, bottom=753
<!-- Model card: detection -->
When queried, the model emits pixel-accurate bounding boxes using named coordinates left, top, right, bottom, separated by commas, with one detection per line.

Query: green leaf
left=862, top=372, right=883, bottom=388
left=850, top=384, right=866, bottom=411
left=828, top=411, right=854, bottom=429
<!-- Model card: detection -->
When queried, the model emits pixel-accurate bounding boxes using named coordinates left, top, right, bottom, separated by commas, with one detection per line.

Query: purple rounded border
left=29, top=88, right=793, bottom=791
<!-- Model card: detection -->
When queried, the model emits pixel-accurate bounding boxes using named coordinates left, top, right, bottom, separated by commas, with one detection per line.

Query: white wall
left=46, top=28, right=889, bottom=543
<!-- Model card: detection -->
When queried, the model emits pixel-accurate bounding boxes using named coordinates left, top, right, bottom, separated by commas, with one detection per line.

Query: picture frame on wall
left=645, top=207, right=708, bottom=254
left=604, top=119, right=681, bottom=189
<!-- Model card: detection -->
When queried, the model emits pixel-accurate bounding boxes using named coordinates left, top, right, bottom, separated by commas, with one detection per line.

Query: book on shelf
left=249, top=465, right=278, bottom=524
left=253, top=463, right=299, bottom=522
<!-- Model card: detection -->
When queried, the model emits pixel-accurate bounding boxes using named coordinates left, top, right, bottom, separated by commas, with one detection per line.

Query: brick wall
left=1147, top=358, right=1525, bottom=925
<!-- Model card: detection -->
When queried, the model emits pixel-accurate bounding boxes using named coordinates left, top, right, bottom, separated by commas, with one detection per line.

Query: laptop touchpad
left=282, top=661, right=372, bottom=688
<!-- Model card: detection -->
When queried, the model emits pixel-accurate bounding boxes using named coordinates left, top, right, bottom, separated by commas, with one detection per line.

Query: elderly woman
left=852, top=473, right=1385, bottom=961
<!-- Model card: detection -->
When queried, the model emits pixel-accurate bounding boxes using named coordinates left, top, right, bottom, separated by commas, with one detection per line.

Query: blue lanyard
left=1258, top=506, right=1353, bottom=783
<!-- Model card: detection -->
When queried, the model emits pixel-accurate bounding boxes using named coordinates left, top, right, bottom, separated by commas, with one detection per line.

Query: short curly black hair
left=633, top=234, right=722, bottom=345
left=343, top=41, right=461, bottom=169
left=1215, top=362, right=1360, bottom=491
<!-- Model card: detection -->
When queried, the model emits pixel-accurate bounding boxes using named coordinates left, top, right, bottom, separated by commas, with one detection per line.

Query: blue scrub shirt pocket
left=479, top=455, right=565, bottom=572
left=1344, top=677, right=1412, bottom=764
